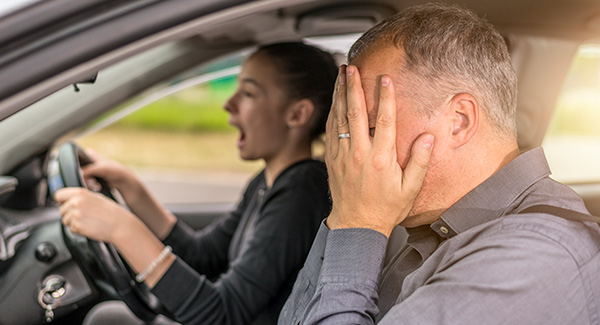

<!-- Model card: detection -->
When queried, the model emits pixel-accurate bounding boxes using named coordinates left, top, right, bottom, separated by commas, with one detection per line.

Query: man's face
left=350, top=45, right=444, bottom=224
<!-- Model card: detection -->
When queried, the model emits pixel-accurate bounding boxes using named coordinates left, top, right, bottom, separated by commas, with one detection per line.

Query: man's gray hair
left=349, top=3, right=518, bottom=137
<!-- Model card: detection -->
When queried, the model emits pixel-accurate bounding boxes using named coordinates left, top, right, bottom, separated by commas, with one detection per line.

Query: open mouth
left=238, top=129, right=246, bottom=148
left=228, top=119, right=246, bottom=148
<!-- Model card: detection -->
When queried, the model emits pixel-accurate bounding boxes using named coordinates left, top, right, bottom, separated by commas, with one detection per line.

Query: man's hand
left=325, top=65, right=434, bottom=237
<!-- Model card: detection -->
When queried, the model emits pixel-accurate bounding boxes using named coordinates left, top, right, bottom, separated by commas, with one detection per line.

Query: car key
left=37, top=276, right=66, bottom=323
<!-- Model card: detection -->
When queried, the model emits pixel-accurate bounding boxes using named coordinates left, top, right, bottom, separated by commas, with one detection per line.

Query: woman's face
left=224, top=53, right=291, bottom=162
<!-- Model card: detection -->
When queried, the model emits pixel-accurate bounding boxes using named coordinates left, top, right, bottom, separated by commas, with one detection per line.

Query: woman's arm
left=152, top=166, right=329, bottom=324
left=55, top=188, right=174, bottom=288
left=81, top=150, right=177, bottom=239
left=56, top=163, right=328, bottom=324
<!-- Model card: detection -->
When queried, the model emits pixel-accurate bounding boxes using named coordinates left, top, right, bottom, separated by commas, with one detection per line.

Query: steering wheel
left=56, top=142, right=163, bottom=322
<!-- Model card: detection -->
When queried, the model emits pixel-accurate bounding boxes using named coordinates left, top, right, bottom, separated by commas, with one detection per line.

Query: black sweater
left=152, top=160, right=330, bottom=324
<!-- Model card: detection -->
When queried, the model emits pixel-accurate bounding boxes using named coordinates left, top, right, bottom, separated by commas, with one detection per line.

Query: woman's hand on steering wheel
left=55, top=142, right=168, bottom=321
left=55, top=187, right=137, bottom=244
left=81, top=150, right=143, bottom=202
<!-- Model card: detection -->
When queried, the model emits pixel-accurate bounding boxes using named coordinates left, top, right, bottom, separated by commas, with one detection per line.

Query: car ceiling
left=1, top=0, right=600, bottom=174
left=275, top=0, right=600, bottom=39
left=3, top=0, right=600, bottom=104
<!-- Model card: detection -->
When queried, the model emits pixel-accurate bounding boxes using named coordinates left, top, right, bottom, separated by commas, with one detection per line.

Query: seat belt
left=519, top=205, right=600, bottom=225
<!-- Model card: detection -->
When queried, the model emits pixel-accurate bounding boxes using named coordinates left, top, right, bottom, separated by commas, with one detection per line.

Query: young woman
left=55, top=42, right=337, bottom=324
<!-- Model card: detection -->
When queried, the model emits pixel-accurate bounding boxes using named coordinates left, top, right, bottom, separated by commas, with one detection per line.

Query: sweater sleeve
left=160, top=175, right=258, bottom=279
left=152, top=162, right=330, bottom=324
left=163, top=213, right=240, bottom=279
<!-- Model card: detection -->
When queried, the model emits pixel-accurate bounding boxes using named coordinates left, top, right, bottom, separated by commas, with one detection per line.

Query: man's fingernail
left=337, top=66, right=345, bottom=85
left=422, top=134, right=434, bottom=149
left=381, top=76, right=390, bottom=87
left=347, top=66, right=355, bottom=76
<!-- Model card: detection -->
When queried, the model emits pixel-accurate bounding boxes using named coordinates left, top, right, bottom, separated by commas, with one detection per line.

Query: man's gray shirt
left=279, top=148, right=600, bottom=324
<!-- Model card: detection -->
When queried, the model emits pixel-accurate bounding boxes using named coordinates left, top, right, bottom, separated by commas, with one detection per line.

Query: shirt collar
left=406, top=225, right=445, bottom=260
left=432, top=147, right=551, bottom=238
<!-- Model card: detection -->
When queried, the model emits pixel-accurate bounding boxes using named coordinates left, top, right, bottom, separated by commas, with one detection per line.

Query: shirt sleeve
left=300, top=227, right=388, bottom=324
left=152, top=167, right=329, bottom=324
left=278, top=221, right=329, bottom=324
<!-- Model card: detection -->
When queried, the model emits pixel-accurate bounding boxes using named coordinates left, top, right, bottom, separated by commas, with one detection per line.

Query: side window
left=77, top=53, right=261, bottom=204
left=543, top=44, right=600, bottom=185
left=76, top=37, right=356, bottom=205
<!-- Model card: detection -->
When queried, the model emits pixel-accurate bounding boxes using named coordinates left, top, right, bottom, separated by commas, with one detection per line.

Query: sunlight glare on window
left=543, top=44, right=600, bottom=184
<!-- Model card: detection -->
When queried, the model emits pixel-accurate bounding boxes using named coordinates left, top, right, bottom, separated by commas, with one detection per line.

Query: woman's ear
left=286, top=99, right=315, bottom=128
left=447, top=93, right=478, bottom=148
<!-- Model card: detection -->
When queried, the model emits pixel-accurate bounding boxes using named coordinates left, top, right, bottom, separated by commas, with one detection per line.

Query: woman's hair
left=253, top=42, right=338, bottom=141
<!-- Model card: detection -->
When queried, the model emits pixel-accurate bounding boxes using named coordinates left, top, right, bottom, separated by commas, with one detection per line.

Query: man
left=279, top=3, right=600, bottom=324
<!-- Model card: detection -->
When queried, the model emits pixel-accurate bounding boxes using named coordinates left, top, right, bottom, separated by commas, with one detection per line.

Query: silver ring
left=338, top=133, right=351, bottom=139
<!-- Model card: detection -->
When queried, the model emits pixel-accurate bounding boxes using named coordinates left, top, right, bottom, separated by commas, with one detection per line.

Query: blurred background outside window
left=78, top=35, right=357, bottom=204
left=544, top=44, right=600, bottom=185
left=77, top=38, right=600, bottom=205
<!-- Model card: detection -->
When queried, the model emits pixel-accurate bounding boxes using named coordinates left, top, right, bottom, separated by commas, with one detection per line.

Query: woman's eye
left=242, top=91, right=254, bottom=98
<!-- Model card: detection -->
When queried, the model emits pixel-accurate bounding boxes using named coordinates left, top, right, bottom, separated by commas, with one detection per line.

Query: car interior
left=0, top=0, right=600, bottom=323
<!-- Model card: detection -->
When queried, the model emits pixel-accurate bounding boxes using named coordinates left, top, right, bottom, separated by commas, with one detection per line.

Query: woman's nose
left=223, top=94, right=237, bottom=114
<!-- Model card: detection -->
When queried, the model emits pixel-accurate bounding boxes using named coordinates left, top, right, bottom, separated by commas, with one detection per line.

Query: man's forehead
left=358, top=75, right=378, bottom=87
left=349, top=44, right=403, bottom=82
left=351, top=65, right=383, bottom=92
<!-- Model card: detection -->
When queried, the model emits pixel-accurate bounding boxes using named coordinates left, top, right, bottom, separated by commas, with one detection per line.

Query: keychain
left=37, top=277, right=66, bottom=323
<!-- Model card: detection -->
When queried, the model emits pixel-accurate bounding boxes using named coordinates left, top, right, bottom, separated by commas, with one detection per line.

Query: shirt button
left=440, top=226, right=449, bottom=234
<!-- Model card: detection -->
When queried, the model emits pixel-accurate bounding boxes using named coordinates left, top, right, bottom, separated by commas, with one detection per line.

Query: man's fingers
left=345, top=65, right=370, bottom=151
left=372, top=75, right=396, bottom=151
left=402, top=133, right=434, bottom=196
left=326, top=67, right=344, bottom=159
left=335, top=65, right=350, bottom=151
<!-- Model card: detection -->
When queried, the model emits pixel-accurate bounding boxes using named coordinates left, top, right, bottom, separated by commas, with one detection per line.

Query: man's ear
left=286, top=99, right=315, bottom=128
left=447, top=93, right=478, bottom=148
